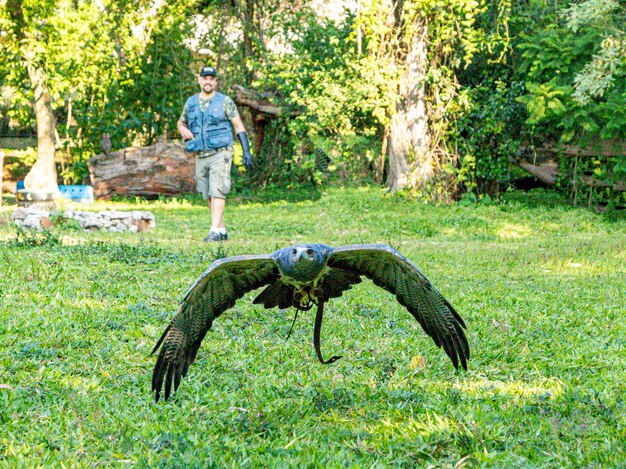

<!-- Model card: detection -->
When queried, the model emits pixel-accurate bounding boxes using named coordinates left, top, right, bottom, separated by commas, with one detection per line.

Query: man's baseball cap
left=199, top=66, right=217, bottom=77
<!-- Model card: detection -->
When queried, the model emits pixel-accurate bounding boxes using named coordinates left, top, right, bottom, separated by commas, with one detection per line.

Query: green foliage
left=1, top=0, right=622, bottom=204
left=513, top=0, right=626, bottom=206
left=0, top=0, right=199, bottom=183
left=455, top=79, right=526, bottom=193
left=251, top=11, right=393, bottom=184
left=0, top=187, right=625, bottom=465
left=516, top=80, right=570, bottom=126
left=450, top=1, right=521, bottom=196
left=48, top=211, right=82, bottom=231
left=243, top=0, right=506, bottom=194
left=453, top=0, right=625, bottom=206
left=407, top=0, right=512, bottom=198
left=97, top=1, right=198, bottom=149
left=7, top=225, right=61, bottom=247
left=565, top=0, right=625, bottom=105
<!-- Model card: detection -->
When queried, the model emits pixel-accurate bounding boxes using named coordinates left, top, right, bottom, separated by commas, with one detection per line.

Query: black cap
left=199, top=66, right=217, bottom=77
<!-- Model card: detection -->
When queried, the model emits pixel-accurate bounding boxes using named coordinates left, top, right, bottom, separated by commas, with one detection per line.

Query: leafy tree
left=7, top=0, right=620, bottom=208
left=192, top=0, right=502, bottom=197
left=91, top=1, right=197, bottom=152
left=454, top=0, right=524, bottom=196
left=566, top=0, right=625, bottom=107
left=452, top=0, right=624, bottom=209
left=0, top=0, right=197, bottom=186
left=344, top=0, right=508, bottom=199
left=514, top=0, right=625, bottom=205
left=249, top=9, right=394, bottom=184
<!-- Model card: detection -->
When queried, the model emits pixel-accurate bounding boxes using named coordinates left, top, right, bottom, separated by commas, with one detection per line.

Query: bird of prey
left=152, top=244, right=469, bottom=401
left=101, top=133, right=112, bottom=156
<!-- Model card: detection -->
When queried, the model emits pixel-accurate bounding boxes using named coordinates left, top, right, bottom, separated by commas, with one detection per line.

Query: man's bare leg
left=209, top=197, right=226, bottom=230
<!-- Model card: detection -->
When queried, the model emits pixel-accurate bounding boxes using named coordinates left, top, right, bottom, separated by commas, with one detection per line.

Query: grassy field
left=0, top=186, right=624, bottom=467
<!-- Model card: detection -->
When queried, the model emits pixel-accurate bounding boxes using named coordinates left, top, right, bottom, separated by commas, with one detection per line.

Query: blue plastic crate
left=16, top=181, right=94, bottom=204
left=59, top=185, right=94, bottom=204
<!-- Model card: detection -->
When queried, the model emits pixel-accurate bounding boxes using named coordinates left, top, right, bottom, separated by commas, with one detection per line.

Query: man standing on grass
left=177, top=66, right=253, bottom=242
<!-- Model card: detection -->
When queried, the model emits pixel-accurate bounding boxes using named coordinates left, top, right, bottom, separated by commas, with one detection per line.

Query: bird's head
left=273, top=244, right=332, bottom=283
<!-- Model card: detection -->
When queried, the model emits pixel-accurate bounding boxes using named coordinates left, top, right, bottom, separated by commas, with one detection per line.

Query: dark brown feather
left=327, top=244, right=469, bottom=370
left=252, top=281, right=294, bottom=309
left=151, top=255, right=279, bottom=401
left=318, top=267, right=363, bottom=301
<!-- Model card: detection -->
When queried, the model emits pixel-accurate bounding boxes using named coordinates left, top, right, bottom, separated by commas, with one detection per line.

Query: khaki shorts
left=195, top=148, right=233, bottom=200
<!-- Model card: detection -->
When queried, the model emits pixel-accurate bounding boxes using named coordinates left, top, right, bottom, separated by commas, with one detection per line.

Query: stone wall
left=12, top=206, right=155, bottom=232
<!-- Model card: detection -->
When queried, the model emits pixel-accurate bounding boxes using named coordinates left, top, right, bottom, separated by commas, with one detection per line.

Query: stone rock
left=11, top=207, right=28, bottom=220
left=132, top=219, right=150, bottom=232
left=12, top=208, right=155, bottom=233
left=40, top=216, right=53, bottom=229
left=108, top=211, right=132, bottom=220
left=82, top=217, right=104, bottom=229
left=26, top=206, right=49, bottom=217
left=22, top=215, right=42, bottom=229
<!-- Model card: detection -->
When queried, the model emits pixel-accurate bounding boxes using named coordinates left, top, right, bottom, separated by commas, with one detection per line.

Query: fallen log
left=86, top=141, right=195, bottom=199
left=514, top=159, right=559, bottom=185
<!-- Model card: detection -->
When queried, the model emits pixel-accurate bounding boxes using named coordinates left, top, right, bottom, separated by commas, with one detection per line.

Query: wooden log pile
left=86, top=141, right=195, bottom=199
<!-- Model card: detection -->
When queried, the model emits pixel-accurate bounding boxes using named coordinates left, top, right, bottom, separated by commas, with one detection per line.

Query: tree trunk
left=386, top=21, right=431, bottom=192
left=23, top=64, right=60, bottom=194
left=0, top=150, right=4, bottom=206
left=6, top=0, right=59, bottom=194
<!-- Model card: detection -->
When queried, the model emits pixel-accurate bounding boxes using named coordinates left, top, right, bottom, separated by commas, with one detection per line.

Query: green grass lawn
left=0, top=186, right=624, bottom=467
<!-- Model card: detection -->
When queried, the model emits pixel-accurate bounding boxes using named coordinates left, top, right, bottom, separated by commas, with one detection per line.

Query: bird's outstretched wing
left=327, top=244, right=469, bottom=370
left=152, top=255, right=279, bottom=401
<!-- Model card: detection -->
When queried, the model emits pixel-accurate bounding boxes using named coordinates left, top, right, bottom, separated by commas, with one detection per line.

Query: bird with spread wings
left=152, top=244, right=470, bottom=401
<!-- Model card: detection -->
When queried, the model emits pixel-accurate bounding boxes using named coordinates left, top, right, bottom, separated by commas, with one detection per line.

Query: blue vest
left=184, top=92, right=233, bottom=153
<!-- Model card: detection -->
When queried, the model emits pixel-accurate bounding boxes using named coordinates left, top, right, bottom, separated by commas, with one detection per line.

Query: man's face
left=198, top=75, right=217, bottom=94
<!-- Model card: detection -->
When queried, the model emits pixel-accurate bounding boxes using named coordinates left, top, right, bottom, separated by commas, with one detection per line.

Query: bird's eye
left=307, top=249, right=314, bottom=256
left=292, top=248, right=298, bottom=255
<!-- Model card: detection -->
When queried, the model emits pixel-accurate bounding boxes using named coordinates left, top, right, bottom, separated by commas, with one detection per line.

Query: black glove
left=237, top=131, right=253, bottom=168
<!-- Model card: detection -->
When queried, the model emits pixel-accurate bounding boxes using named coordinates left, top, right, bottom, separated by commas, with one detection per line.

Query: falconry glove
left=237, top=131, right=253, bottom=168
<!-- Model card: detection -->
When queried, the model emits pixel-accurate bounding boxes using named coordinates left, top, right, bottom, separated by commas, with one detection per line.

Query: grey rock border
left=11, top=206, right=156, bottom=232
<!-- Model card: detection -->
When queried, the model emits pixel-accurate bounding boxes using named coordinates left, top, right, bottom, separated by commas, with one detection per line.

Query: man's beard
left=203, top=84, right=214, bottom=93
